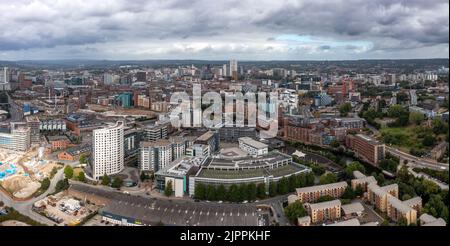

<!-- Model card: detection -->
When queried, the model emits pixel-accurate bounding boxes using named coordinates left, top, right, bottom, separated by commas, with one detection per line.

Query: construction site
left=0, top=146, right=61, bottom=199
left=33, top=192, right=100, bottom=226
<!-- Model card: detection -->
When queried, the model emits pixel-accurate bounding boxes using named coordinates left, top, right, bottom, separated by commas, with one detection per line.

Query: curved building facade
left=92, top=121, right=124, bottom=179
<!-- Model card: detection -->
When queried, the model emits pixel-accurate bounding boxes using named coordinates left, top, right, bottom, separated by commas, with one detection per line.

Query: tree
left=216, top=185, right=226, bottom=201
left=268, top=182, right=277, bottom=197
left=140, top=171, right=149, bottom=182
left=341, top=186, right=356, bottom=200
left=312, top=165, right=326, bottom=176
left=432, top=118, right=449, bottom=135
left=388, top=104, right=406, bottom=118
left=319, top=173, right=338, bottom=185
left=164, top=180, right=173, bottom=197
left=111, top=177, right=123, bottom=188
left=344, top=161, right=365, bottom=178
left=277, top=177, right=289, bottom=195
left=64, top=166, right=73, bottom=179
left=422, top=135, right=436, bottom=147
left=228, top=184, right=240, bottom=202
left=40, top=178, right=51, bottom=191
left=409, top=112, right=425, bottom=125
left=101, top=174, right=111, bottom=186
left=330, top=140, right=340, bottom=148
left=381, top=219, right=390, bottom=226
left=354, top=186, right=364, bottom=197
left=256, top=183, right=266, bottom=199
left=284, top=201, right=307, bottom=224
left=206, top=185, right=216, bottom=201
left=317, top=195, right=335, bottom=202
left=402, top=194, right=412, bottom=201
left=194, top=183, right=206, bottom=200
left=339, top=102, right=352, bottom=117
left=238, top=184, right=248, bottom=202
left=55, top=179, right=69, bottom=192
left=397, top=217, right=408, bottom=226
left=247, top=183, right=257, bottom=201
left=79, top=154, right=89, bottom=164
left=77, top=171, right=86, bottom=182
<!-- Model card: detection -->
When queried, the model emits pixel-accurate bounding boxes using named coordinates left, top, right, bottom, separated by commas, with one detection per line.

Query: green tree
left=77, top=171, right=86, bottom=182
left=284, top=201, right=307, bottom=224
left=432, top=118, right=449, bottom=135
left=194, top=183, right=206, bottom=200
left=140, top=172, right=148, bottom=182
left=64, top=165, right=73, bottom=179
left=55, top=178, right=69, bottom=192
left=268, top=182, right=277, bottom=197
left=339, top=102, right=352, bottom=117
left=354, top=186, right=364, bottom=197
left=238, top=184, right=248, bottom=202
left=397, top=217, right=408, bottom=226
left=206, top=185, right=216, bottom=201
left=402, top=194, right=412, bottom=201
left=388, top=104, right=406, bottom=118
left=101, top=174, right=110, bottom=186
left=247, top=183, right=257, bottom=201
left=422, top=135, right=436, bottom=147
left=111, top=177, right=123, bottom=188
left=40, top=178, right=51, bottom=191
left=228, top=184, right=240, bottom=202
left=312, top=165, right=326, bottom=176
left=277, top=177, right=289, bottom=195
left=319, top=173, right=338, bottom=185
left=164, top=180, right=174, bottom=197
left=409, top=112, right=425, bottom=125
left=345, top=161, right=366, bottom=178
left=341, top=186, right=356, bottom=200
left=216, top=185, right=226, bottom=201
left=330, top=140, right=340, bottom=148
left=317, top=195, right=335, bottom=202
left=256, top=183, right=266, bottom=199
left=79, top=154, right=89, bottom=164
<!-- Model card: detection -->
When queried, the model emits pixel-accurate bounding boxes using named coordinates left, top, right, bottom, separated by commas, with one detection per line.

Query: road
left=356, top=105, right=449, bottom=171
left=5, top=92, right=23, bottom=122
left=387, top=146, right=449, bottom=171
left=407, top=166, right=449, bottom=190
left=0, top=167, right=65, bottom=225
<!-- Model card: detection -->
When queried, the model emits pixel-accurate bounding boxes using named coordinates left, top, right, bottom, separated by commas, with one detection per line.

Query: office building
left=238, top=137, right=268, bottom=156
left=230, top=59, right=238, bottom=80
left=92, top=121, right=124, bottom=179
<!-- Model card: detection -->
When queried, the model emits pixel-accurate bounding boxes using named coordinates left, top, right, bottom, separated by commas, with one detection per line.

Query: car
left=194, top=199, right=200, bottom=202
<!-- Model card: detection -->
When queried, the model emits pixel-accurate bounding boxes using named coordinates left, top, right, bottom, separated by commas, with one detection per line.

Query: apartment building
left=351, top=171, right=377, bottom=191
left=346, top=134, right=385, bottom=165
left=295, top=181, right=348, bottom=203
left=306, top=199, right=342, bottom=224
left=92, top=121, right=124, bottom=179
left=367, top=183, right=420, bottom=225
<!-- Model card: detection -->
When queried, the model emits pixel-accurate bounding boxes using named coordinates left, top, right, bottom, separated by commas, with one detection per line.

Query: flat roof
left=309, top=199, right=341, bottom=210
left=341, top=202, right=365, bottom=215
left=296, top=181, right=348, bottom=194
left=238, top=137, right=268, bottom=149
left=196, top=131, right=215, bottom=142
left=326, top=218, right=360, bottom=226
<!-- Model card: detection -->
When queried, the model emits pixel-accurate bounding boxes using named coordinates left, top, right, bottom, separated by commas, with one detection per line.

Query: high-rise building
left=0, top=125, right=31, bottom=152
left=25, top=116, right=40, bottom=144
left=230, top=59, right=238, bottom=80
left=92, top=121, right=124, bottom=179
left=222, top=64, right=228, bottom=77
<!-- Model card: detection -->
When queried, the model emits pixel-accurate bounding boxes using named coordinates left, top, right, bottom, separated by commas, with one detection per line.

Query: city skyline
left=0, top=0, right=448, bottom=61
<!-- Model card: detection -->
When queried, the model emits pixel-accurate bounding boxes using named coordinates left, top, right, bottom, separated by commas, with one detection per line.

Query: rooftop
left=326, top=218, right=360, bottom=226
left=341, top=202, right=365, bottom=215
left=238, top=137, right=268, bottom=149
left=296, top=181, right=348, bottom=194
left=308, top=199, right=341, bottom=210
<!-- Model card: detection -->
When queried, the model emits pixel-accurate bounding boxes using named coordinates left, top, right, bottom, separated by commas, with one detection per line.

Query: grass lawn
left=378, top=126, right=427, bottom=153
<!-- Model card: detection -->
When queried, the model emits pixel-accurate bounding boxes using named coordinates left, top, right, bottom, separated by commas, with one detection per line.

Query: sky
left=0, top=0, right=448, bottom=60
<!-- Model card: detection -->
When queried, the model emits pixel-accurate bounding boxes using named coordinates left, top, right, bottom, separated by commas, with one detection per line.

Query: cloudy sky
left=0, top=0, right=448, bottom=60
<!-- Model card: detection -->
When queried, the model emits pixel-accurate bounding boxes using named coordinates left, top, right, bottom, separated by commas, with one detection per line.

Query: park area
left=0, top=147, right=61, bottom=199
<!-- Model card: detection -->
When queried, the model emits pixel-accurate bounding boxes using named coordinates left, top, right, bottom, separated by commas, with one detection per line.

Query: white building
left=92, top=121, right=124, bottom=179
left=0, top=126, right=31, bottom=152
left=238, top=137, right=268, bottom=156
